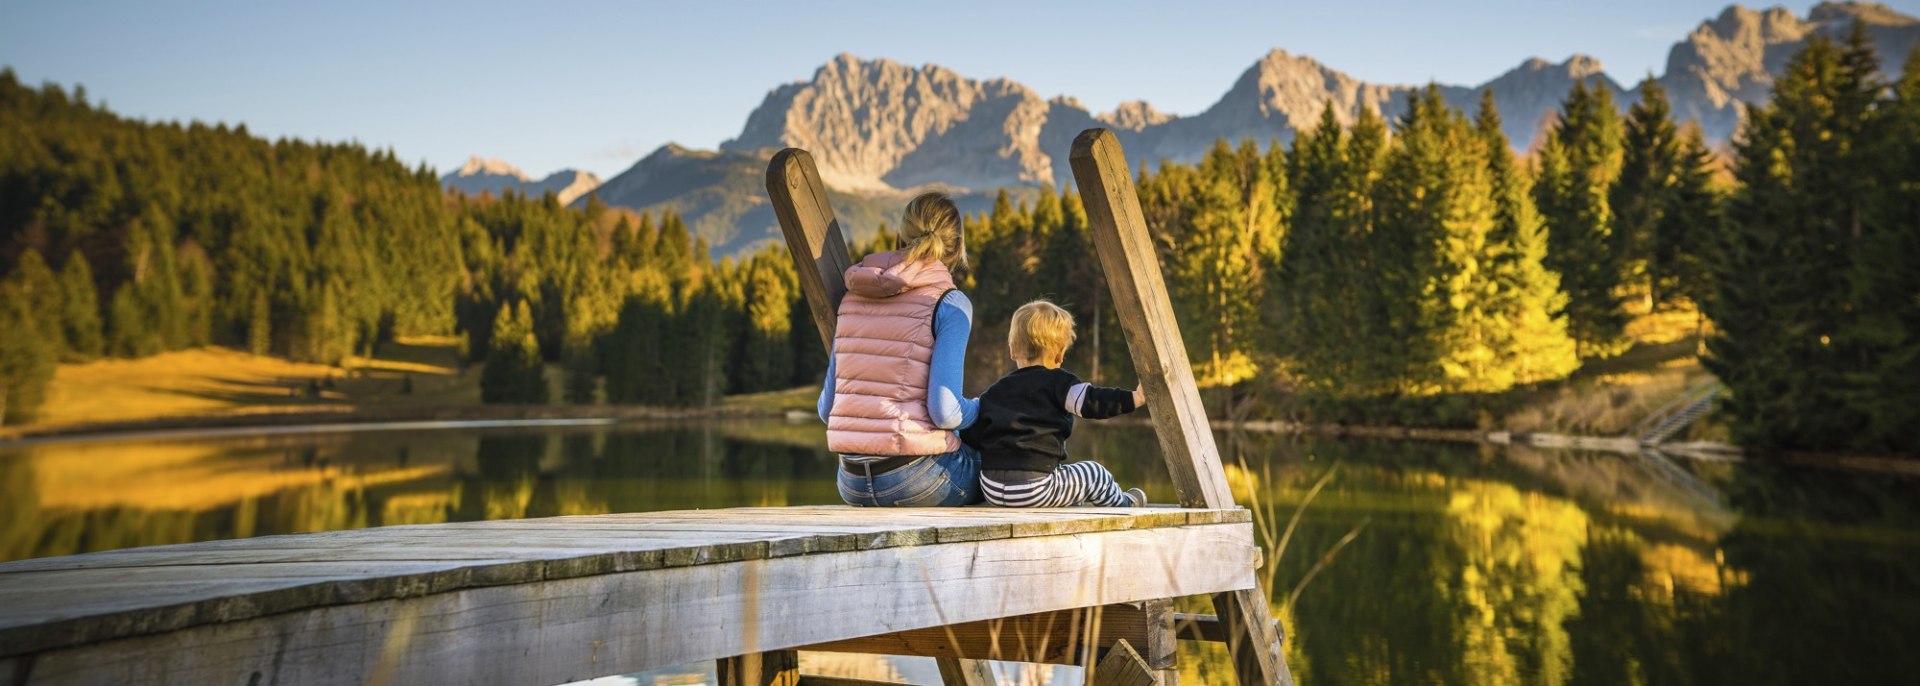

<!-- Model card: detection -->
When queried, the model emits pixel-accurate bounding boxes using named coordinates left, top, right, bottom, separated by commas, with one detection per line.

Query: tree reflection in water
left=1, top=421, right=1914, bottom=683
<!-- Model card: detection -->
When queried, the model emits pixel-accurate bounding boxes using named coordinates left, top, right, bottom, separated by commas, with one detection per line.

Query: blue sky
left=1, top=0, right=1880, bottom=179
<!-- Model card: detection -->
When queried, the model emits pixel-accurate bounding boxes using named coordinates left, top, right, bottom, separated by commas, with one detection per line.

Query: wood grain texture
left=1068, top=128, right=1293, bottom=686
left=9, top=517, right=1254, bottom=685
left=804, top=600, right=1173, bottom=670
left=767, top=148, right=854, bottom=350
left=1090, top=640, right=1159, bottom=686
left=0, top=506, right=1235, bottom=660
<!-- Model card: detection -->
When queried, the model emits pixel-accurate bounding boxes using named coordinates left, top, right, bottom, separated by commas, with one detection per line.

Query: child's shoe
left=1124, top=488, right=1147, bottom=507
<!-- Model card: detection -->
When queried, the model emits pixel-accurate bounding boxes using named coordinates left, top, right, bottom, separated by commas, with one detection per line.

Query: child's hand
left=1132, top=384, right=1146, bottom=408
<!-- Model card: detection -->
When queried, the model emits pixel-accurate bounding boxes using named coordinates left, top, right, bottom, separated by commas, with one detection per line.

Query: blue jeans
left=837, top=444, right=983, bottom=507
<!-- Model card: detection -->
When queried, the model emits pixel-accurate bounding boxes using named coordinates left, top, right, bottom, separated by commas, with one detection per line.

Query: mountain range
left=447, top=2, right=1918, bottom=256
left=441, top=156, right=602, bottom=205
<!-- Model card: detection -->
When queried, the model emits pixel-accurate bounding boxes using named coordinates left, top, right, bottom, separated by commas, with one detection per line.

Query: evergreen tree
left=1612, top=77, right=1682, bottom=309
left=480, top=300, right=548, bottom=404
left=1656, top=126, right=1723, bottom=315
left=9, top=249, right=66, bottom=357
left=0, top=285, right=55, bottom=425
left=1174, top=139, right=1280, bottom=386
left=1842, top=46, right=1920, bottom=451
left=1707, top=33, right=1883, bottom=449
left=1475, top=90, right=1580, bottom=387
left=58, top=251, right=104, bottom=359
left=1536, top=80, right=1630, bottom=358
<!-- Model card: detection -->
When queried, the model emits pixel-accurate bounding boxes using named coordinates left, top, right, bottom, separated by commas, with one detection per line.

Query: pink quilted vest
left=826, top=250, right=961, bottom=456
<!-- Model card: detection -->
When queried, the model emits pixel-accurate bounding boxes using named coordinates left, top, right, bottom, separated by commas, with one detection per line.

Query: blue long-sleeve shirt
left=817, top=290, right=979, bottom=431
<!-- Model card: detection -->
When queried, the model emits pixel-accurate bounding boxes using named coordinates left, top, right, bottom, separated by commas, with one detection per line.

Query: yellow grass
left=30, top=337, right=479, bottom=429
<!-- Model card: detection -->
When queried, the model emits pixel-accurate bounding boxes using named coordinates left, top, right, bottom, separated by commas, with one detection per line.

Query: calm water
left=3, top=419, right=1916, bottom=685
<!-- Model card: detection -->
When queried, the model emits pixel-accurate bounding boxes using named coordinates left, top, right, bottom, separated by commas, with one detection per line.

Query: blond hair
left=899, top=191, right=966, bottom=268
left=1009, top=299, right=1077, bottom=363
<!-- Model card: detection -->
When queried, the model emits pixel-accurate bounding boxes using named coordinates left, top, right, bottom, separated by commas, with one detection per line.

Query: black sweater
left=961, top=366, right=1138, bottom=473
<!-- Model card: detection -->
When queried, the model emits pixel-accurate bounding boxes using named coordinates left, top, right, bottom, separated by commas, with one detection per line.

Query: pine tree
left=1536, top=80, right=1630, bottom=358
left=1708, top=33, right=1883, bottom=449
left=1476, top=90, right=1580, bottom=387
left=481, top=300, right=548, bottom=404
left=0, top=284, right=56, bottom=425
left=9, top=249, right=66, bottom=357
left=1174, top=139, right=1279, bottom=386
left=1612, top=76, right=1681, bottom=309
left=1656, top=126, right=1722, bottom=316
left=1278, top=103, right=1394, bottom=398
left=58, top=251, right=104, bottom=359
left=1842, top=46, right=1920, bottom=451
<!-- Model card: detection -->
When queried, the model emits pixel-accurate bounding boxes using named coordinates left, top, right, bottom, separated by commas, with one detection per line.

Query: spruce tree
left=1175, top=139, right=1278, bottom=386
left=1842, top=46, right=1920, bottom=451
left=1536, top=80, right=1630, bottom=358
left=1612, top=77, right=1681, bottom=309
left=1475, top=90, right=1580, bottom=387
left=1656, top=126, right=1722, bottom=317
left=0, top=286, right=56, bottom=425
left=10, top=249, right=66, bottom=357
left=1708, top=34, right=1882, bottom=449
left=58, top=251, right=104, bottom=359
left=481, top=300, right=548, bottom=404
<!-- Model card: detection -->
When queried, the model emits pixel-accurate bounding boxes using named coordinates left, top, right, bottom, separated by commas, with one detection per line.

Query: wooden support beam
left=935, top=657, right=1000, bottom=686
left=1069, top=128, right=1295, bottom=686
left=804, top=600, right=1175, bottom=671
left=1090, top=640, right=1159, bottom=686
left=767, top=148, right=855, bottom=350
left=797, top=677, right=909, bottom=686
left=719, top=650, right=800, bottom=686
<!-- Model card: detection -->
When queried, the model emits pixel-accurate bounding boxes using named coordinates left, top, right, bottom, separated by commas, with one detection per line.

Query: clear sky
left=2, top=0, right=1881, bottom=179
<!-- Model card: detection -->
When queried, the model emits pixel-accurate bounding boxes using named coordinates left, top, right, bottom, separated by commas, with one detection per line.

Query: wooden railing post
left=1068, top=128, right=1295, bottom=686
left=767, top=148, right=855, bottom=351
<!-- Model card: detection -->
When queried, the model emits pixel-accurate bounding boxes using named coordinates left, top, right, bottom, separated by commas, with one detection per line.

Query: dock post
left=718, top=651, right=800, bottom=686
left=1069, top=128, right=1296, bottom=686
left=767, top=148, right=855, bottom=350
left=767, top=149, right=1002, bottom=686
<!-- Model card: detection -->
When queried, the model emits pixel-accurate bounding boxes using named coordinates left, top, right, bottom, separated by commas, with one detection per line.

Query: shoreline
left=5, top=404, right=1913, bottom=477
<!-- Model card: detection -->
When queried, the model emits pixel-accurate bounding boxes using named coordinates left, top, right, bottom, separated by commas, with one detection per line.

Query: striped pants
left=981, top=461, right=1131, bottom=508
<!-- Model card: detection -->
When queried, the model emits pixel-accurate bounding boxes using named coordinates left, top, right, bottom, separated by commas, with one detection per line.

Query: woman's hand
left=1132, top=384, right=1146, bottom=408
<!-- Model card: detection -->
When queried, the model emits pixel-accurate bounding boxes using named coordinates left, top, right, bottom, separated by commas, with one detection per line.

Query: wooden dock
left=3, top=127, right=1300, bottom=686
left=0, top=507, right=1255, bottom=685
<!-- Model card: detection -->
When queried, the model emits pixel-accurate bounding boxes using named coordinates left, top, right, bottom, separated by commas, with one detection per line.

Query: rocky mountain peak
left=455, top=155, right=530, bottom=181
left=1099, top=100, right=1174, bottom=130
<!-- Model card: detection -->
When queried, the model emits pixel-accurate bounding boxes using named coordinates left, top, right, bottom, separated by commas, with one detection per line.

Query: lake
left=3, top=419, right=1915, bottom=685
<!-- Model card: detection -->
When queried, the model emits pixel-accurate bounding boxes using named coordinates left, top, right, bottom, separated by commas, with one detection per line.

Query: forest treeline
left=1, top=31, right=1915, bottom=453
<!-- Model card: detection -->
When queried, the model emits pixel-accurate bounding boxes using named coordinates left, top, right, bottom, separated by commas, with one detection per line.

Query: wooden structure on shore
left=0, top=129, right=1295, bottom=686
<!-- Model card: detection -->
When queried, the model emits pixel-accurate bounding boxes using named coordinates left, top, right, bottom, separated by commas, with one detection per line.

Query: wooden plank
left=15, top=523, right=1256, bottom=686
left=0, top=507, right=1235, bottom=658
left=1069, top=128, right=1293, bottom=686
left=1091, top=640, right=1159, bottom=686
left=767, top=148, right=854, bottom=350
left=935, top=657, right=999, bottom=686
left=719, top=650, right=800, bottom=686
left=804, top=600, right=1174, bottom=670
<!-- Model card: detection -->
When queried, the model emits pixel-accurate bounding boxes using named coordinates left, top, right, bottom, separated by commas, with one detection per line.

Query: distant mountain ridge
left=576, top=2, right=1917, bottom=255
left=442, top=156, right=602, bottom=205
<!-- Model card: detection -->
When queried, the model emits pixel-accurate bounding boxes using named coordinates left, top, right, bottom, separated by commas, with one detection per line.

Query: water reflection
left=2, top=421, right=1915, bottom=684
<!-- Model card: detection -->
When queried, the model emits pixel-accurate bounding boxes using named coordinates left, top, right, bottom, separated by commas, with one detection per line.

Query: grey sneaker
left=1124, top=488, right=1147, bottom=507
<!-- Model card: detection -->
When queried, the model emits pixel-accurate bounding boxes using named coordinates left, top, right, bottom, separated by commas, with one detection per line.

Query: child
left=962, top=299, right=1148, bottom=507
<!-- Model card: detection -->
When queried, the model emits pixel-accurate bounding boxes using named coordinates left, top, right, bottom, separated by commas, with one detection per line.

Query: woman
left=817, top=191, right=980, bottom=506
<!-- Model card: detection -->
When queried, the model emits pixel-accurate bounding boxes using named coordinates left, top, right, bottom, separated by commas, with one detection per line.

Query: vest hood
left=845, top=250, right=953, bottom=299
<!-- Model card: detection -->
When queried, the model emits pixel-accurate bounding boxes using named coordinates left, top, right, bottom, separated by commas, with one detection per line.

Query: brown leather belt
left=840, top=454, right=923, bottom=476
